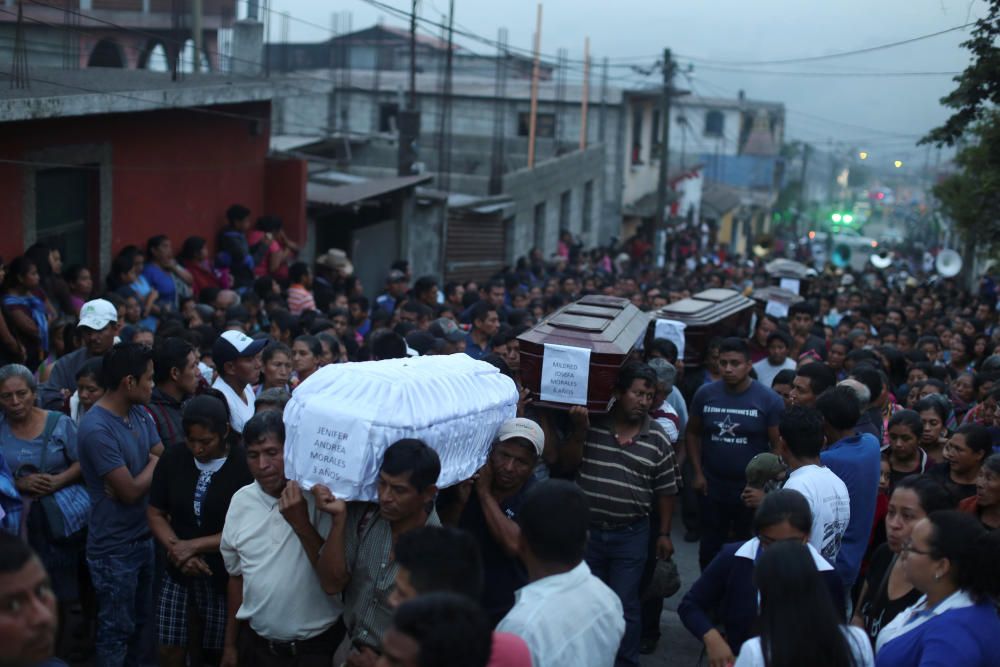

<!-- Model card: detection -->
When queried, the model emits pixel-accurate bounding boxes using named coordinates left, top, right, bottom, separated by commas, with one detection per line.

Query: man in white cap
left=439, top=417, right=544, bottom=625
left=40, top=298, right=119, bottom=409
left=211, top=331, right=267, bottom=433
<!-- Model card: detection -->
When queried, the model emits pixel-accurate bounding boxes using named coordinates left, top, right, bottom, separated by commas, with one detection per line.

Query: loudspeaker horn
left=935, top=249, right=963, bottom=278
left=832, top=244, right=851, bottom=268
left=870, top=251, right=893, bottom=269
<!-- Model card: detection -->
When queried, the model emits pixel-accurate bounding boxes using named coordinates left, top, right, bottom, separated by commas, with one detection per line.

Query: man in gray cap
left=648, top=358, right=681, bottom=445
left=438, top=417, right=544, bottom=625
left=429, top=317, right=467, bottom=355
left=376, top=270, right=409, bottom=314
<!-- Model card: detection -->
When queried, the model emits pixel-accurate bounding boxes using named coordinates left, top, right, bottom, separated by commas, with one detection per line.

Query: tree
left=922, top=0, right=1000, bottom=146
left=932, top=111, right=1000, bottom=246
left=922, top=1, right=1000, bottom=253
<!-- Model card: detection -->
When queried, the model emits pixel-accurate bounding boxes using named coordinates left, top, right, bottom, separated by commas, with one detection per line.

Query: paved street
left=641, top=516, right=706, bottom=667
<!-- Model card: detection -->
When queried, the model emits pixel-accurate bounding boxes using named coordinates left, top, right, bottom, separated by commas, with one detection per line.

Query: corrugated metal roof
left=308, top=174, right=432, bottom=207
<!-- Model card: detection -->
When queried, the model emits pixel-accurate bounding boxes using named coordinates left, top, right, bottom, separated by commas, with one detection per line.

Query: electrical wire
left=675, top=21, right=976, bottom=66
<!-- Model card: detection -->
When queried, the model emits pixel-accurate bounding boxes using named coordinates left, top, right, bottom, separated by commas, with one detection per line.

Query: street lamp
left=859, top=151, right=869, bottom=160
left=894, top=160, right=903, bottom=168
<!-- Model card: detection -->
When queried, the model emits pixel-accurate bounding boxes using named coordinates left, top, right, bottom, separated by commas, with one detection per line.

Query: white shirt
left=735, top=625, right=873, bottom=667
left=783, top=464, right=851, bottom=564
left=212, top=376, right=256, bottom=434
left=497, top=561, right=624, bottom=667
left=752, top=357, right=796, bottom=389
left=220, top=482, right=342, bottom=641
left=652, top=399, right=680, bottom=443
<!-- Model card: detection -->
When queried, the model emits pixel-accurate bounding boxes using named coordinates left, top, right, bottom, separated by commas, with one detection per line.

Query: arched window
left=143, top=43, right=169, bottom=72
left=704, top=110, right=724, bottom=137
left=87, top=39, right=125, bottom=68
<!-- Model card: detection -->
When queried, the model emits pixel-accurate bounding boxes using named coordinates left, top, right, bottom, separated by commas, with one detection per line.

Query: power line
left=679, top=63, right=961, bottom=78
left=676, top=22, right=975, bottom=66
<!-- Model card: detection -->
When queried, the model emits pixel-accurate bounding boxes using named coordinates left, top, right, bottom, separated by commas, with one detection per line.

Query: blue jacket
left=678, top=539, right=844, bottom=650
left=875, top=601, right=1000, bottom=667
left=821, top=432, right=882, bottom=589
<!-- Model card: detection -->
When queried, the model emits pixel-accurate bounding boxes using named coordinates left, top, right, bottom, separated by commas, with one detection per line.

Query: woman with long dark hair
left=2, top=257, right=50, bottom=371
left=852, top=475, right=955, bottom=645
left=875, top=511, right=1000, bottom=665
left=736, top=541, right=873, bottom=667
left=679, top=489, right=845, bottom=667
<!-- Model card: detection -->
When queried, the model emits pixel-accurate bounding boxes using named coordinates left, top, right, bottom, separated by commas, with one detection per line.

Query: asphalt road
left=641, top=517, right=707, bottom=667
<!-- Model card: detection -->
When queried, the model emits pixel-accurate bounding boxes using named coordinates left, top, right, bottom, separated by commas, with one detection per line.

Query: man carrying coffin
left=312, top=439, right=442, bottom=667
left=437, top=417, right=544, bottom=626
left=552, top=362, right=680, bottom=667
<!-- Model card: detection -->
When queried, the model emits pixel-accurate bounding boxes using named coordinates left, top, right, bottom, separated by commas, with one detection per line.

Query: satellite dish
left=935, top=249, right=963, bottom=278
left=871, top=251, right=893, bottom=269
left=832, top=244, right=851, bottom=268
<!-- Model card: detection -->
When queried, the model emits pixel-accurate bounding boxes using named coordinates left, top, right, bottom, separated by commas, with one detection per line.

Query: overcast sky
left=262, top=0, right=987, bottom=164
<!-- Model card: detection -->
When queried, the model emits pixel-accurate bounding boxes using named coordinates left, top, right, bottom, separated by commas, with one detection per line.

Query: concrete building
left=0, top=66, right=325, bottom=281
left=0, top=0, right=237, bottom=72
left=266, top=23, right=551, bottom=80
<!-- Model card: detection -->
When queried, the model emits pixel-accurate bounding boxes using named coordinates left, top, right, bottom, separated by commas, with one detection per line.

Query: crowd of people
left=1, top=205, right=1000, bottom=667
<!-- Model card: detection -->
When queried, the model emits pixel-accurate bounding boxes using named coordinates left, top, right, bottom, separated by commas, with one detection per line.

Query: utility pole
left=797, top=142, right=810, bottom=240
left=653, top=48, right=674, bottom=246
left=437, top=0, right=455, bottom=191
left=408, top=0, right=418, bottom=109
left=579, top=37, right=590, bottom=151
left=526, top=3, right=543, bottom=169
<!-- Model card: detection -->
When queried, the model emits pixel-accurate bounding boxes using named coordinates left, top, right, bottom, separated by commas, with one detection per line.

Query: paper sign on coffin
left=283, top=354, right=519, bottom=501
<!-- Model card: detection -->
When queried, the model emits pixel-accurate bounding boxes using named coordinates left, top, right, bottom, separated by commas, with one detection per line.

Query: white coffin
left=283, top=354, right=519, bottom=501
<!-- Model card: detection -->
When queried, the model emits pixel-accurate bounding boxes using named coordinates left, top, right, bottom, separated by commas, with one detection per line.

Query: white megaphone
left=935, top=249, right=963, bottom=278
left=870, top=251, right=893, bottom=269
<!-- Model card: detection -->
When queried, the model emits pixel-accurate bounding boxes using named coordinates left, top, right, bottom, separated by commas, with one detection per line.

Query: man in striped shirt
left=554, top=362, right=679, bottom=667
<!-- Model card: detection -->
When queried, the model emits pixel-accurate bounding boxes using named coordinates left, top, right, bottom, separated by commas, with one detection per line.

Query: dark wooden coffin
left=752, top=286, right=804, bottom=310
left=764, top=258, right=812, bottom=295
left=647, top=288, right=754, bottom=369
left=519, top=295, right=649, bottom=412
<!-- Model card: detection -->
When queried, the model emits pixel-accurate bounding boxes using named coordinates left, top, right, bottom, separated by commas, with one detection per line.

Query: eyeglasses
left=900, top=541, right=933, bottom=558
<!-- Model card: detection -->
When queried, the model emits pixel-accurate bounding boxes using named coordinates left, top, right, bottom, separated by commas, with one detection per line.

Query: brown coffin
left=647, top=289, right=755, bottom=369
left=519, top=295, right=649, bottom=412
left=764, top=258, right=812, bottom=295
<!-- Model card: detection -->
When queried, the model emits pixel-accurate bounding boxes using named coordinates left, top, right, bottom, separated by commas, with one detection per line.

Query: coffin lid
left=652, top=288, right=755, bottom=327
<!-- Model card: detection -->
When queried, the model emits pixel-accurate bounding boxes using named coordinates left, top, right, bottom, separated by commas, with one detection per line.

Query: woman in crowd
left=69, top=358, right=104, bottom=426
left=2, top=257, right=50, bottom=372
left=949, top=372, right=977, bottom=425
left=747, top=314, right=778, bottom=364
left=913, top=397, right=949, bottom=464
left=0, top=363, right=83, bottom=640
left=946, top=335, right=975, bottom=377
left=959, top=453, right=1000, bottom=530
left=144, top=235, right=193, bottom=311
left=735, top=541, right=873, bottom=667
left=256, top=342, right=292, bottom=396
left=874, top=511, right=1000, bottom=666
left=679, top=489, right=844, bottom=667
left=25, top=243, right=70, bottom=317
left=291, top=334, right=322, bottom=387
left=179, top=236, right=231, bottom=298
left=928, top=425, right=991, bottom=503
left=248, top=216, right=295, bottom=282
left=317, top=332, right=345, bottom=366
left=147, top=394, right=252, bottom=667
left=63, top=265, right=93, bottom=316
left=884, top=410, right=929, bottom=491
left=852, top=475, right=954, bottom=645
